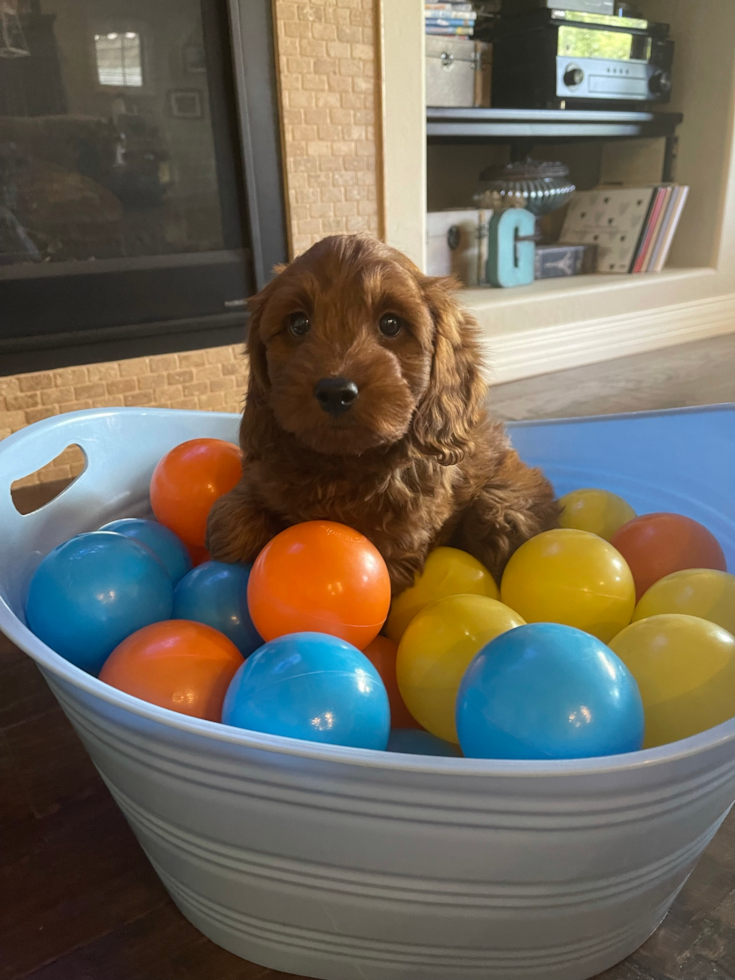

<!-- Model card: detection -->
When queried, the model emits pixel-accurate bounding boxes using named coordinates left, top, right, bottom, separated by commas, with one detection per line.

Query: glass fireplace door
left=0, top=0, right=285, bottom=371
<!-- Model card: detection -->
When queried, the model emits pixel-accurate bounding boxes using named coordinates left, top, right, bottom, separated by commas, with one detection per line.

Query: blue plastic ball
left=386, top=729, right=461, bottom=757
left=456, top=623, right=644, bottom=760
left=222, top=632, right=390, bottom=750
left=173, top=561, right=262, bottom=657
left=25, top=531, right=173, bottom=676
left=99, top=518, right=192, bottom=584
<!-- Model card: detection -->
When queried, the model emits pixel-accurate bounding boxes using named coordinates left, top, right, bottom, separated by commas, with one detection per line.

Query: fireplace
left=0, top=0, right=287, bottom=375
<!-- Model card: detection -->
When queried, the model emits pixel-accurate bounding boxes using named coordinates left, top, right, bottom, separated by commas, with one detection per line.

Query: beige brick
left=340, top=91, right=364, bottom=109
left=321, top=217, right=348, bottom=234
left=303, top=72, right=329, bottom=91
left=221, top=362, right=246, bottom=378
left=39, top=465, right=73, bottom=482
left=295, top=187, right=320, bottom=205
left=318, top=155, right=344, bottom=172
left=312, top=22, right=337, bottom=40
left=334, top=200, right=358, bottom=217
left=279, top=1, right=297, bottom=19
left=358, top=199, right=376, bottom=216
left=119, top=357, right=151, bottom=378
left=205, top=347, right=235, bottom=365
left=169, top=398, right=200, bottom=410
left=41, top=386, right=75, bottom=407
left=184, top=381, right=209, bottom=397
left=278, top=36, right=300, bottom=55
left=0, top=377, right=20, bottom=397
left=283, top=21, right=312, bottom=38
left=87, top=363, right=120, bottom=383
left=6, top=392, right=40, bottom=411
left=300, top=38, right=327, bottom=57
left=0, top=428, right=13, bottom=440
left=124, top=392, right=154, bottom=407
left=315, top=91, right=341, bottom=108
left=283, top=108, right=304, bottom=125
left=308, top=171, right=334, bottom=187
left=292, top=123, right=318, bottom=141
left=309, top=201, right=335, bottom=218
left=337, top=24, right=361, bottom=43
left=137, top=373, right=168, bottom=391
left=25, top=407, right=58, bottom=425
left=210, top=376, right=236, bottom=393
left=321, top=186, right=344, bottom=203
left=287, top=55, right=314, bottom=74
left=353, top=75, right=374, bottom=93
left=93, top=396, right=126, bottom=408
left=1, top=410, right=27, bottom=430
left=328, top=73, right=352, bottom=92
left=149, top=354, right=179, bottom=373
left=74, top=382, right=106, bottom=400
left=197, top=392, right=226, bottom=410
left=12, top=473, right=40, bottom=489
left=18, top=372, right=53, bottom=392
left=346, top=214, right=370, bottom=232
left=53, top=367, right=88, bottom=387
left=304, top=107, right=331, bottom=125
left=177, top=351, right=207, bottom=368
left=166, top=369, right=194, bottom=385
left=106, top=378, right=137, bottom=396
left=333, top=170, right=357, bottom=186
left=288, top=89, right=317, bottom=108
left=195, top=365, right=224, bottom=382
left=158, top=385, right=184, bottom=402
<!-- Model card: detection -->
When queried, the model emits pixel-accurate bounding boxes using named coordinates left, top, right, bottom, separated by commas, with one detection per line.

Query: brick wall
left=275, top=0, right=382, bottom=256
left=2, top=0, right=383, bottom=483
left=2, top=345, right=248, bottom=488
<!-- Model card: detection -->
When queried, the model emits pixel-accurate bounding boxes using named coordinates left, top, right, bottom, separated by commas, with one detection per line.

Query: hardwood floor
left=1, top=335, right=734, bottom=980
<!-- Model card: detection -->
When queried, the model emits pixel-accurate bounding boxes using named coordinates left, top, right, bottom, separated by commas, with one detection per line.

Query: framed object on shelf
left=168, top=89, right=203, bottom=119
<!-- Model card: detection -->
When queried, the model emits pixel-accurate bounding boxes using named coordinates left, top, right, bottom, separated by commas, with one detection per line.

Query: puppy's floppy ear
left=411, top=275, right=487, bottom=466
left=240, top=274, right=282, bottom=457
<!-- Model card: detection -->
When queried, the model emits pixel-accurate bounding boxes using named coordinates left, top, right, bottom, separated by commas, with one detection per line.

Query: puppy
left=207, top=234, right=558, bottom=593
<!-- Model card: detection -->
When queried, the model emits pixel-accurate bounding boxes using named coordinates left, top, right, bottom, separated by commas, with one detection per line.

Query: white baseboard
left=481, top=291, right=735, bottom=384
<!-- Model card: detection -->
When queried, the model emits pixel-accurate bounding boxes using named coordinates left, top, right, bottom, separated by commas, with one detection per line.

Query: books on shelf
left=560, top=184, right=689, bottom=274
left=425, top=1, right=476, bottom=36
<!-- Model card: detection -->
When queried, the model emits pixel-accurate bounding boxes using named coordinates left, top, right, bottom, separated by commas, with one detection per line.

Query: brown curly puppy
left=207, top=234, right=558, bottom=593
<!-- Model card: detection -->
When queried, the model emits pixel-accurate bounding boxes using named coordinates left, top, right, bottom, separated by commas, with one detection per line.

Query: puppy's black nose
left=314, top=377, right=359, bottom=417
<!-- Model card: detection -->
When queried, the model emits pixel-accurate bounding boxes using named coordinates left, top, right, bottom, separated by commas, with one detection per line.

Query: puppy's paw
left=206, top=487, right=285, bottom=564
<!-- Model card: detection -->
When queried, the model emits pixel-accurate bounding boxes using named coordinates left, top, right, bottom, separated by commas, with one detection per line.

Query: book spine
left=653, top=186, right=689, bottom=273
left=641, top=186, right=673, bottom=272
left=425, top=3, right=474, bottom=10
left=631, top=187, right=665, bottom=273
left=425, top=11, right=477, bottom=20
left=425, top=17, right=477, bottom=25
left=645, top=186, right=677, bottom=272
left=425, top=25, right=474, bottom=34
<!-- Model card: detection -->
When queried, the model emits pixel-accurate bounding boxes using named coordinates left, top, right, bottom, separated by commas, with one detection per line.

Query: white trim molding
left=482, top=292, right=735, bottom=384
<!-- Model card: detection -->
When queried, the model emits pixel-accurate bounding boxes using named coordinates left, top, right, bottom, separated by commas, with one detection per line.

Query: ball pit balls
left=610, top=513, right=727, bottom=601
left=100, top=518, right=192, bottom=584
left=385, top=547, right=499, bottom=643
left=633, top=568, right=735, bottom=635
left=457, top=623, right=645, bottom=760
left=500, top=528, right=635, bottom=643
left=610, top=614, right=735, bottom=748
left=150, top=438, right=242, bottom=548
left=100, top=620, right=243, bottom=721
left=558, top=488, right=636, bottom=542
left=173, top=561, right=262, bottom=657
left=363, top=635, right=421, bottom=729
left=387, top=729, right=461, bottom=757
left=247, top=521, right=391, bottom=649
left=222, top=632, right=390, bottom=750
left=396, top=594, right=525, bottom=744
left=25, top=532, right=173, bottom=676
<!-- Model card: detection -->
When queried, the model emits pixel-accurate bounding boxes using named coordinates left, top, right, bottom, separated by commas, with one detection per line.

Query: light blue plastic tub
left=0, top=405, right=733, bottom=980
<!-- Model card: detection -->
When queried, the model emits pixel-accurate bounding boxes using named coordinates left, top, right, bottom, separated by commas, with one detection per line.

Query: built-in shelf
left=426, top=107, right=683, bottom=143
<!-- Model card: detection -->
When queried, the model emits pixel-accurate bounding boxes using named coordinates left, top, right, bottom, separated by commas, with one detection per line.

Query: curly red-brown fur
left=207, top=234, right=558, bottom=592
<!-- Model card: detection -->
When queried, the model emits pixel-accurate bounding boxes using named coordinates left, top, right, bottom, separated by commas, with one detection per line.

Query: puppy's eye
left=288, top=312, right=310, bottom=337
left=379, top=313, right=403, bottom=338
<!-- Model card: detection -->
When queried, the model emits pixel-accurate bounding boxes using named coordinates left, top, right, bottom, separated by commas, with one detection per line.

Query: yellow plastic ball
left=609, top=614, right=735, bottom=748
left=633, top=568, right=735, bottom=636
left=500, top=528, right=635, bottom=643
left=396, top=594, right=524, bottom=743
left=559, top=488, right=636, bottom=541
left=386, top=546, right=499, bottom=643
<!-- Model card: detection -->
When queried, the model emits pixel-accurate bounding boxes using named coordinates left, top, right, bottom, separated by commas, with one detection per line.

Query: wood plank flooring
left=1, top=334, right=734, bottom=980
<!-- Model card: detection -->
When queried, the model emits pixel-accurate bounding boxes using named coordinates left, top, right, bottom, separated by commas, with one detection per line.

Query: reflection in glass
left=0, top=0, right=240, bottom=268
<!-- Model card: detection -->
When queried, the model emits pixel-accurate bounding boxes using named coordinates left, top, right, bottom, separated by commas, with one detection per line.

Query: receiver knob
left=564, top=66, right=584, bottom=87
left=649, top=70, right=672, bottom=95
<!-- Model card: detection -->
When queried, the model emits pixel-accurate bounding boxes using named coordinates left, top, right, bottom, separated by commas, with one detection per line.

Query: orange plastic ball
left=150, top=439, right=242, bottom=548
left=363, top=635, right=421, bottom=729
left=611, top=513, right=727, bottom=601
left=100, top=620, right=243, bottom=721
left=247, top=520, right=391, bottom=649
